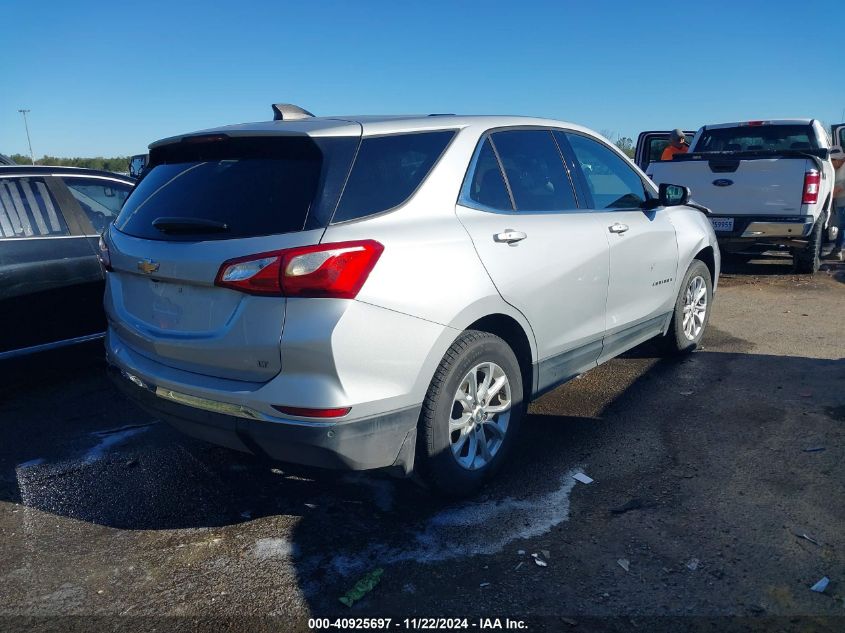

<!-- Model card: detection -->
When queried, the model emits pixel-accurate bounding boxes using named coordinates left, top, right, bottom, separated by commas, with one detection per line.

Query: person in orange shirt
left=661, top=129, right=689, bottom=161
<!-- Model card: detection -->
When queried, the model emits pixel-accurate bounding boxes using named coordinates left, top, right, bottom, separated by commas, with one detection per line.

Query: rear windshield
left=694, top=125, right=818, bottom=153
left=114, top=136, right=357, bottom=241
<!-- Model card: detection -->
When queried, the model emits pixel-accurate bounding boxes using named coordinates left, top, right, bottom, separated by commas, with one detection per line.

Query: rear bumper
left=711, top=215, right=815, bottom=250
left=108, top=363, right=420, bottom=475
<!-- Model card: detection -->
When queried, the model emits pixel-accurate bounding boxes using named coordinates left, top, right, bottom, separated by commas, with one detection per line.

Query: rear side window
left=490, top=130, right=576, bottom=211
left=62, top=177, right=133, bottom=233
left=695, top=125, right=818, bottom=152
left=467, top=138, right=512, bottom=210
left=332, top=131, right=455, bottom=223
left=0, top=177, right=68, bottom=238
left=115, top=136, right=357, bottom=241
left=565, top=133, right=647, bottom=209
left=649, top=138, right=672, bottom=163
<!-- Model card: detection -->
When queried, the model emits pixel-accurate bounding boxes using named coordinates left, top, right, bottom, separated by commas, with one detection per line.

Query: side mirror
left=659, top=183, right=690, bottom=207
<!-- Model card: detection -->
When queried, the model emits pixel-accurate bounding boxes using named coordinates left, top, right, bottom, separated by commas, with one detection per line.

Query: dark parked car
left=0, top=166, right=134, bottom=358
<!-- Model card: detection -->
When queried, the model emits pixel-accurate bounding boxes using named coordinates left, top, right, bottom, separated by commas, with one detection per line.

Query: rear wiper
left=152, top=217, right=229, bottom=234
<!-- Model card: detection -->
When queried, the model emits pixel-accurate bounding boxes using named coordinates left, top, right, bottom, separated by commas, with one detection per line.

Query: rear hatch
left=106, top=129, right=360, bottom=382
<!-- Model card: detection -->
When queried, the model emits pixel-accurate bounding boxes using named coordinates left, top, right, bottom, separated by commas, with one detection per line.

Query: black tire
left=658, top=259, right=713, bottom=356
left=794, top=216, right=824, bottom=274
left=416, top=330, right=524, bottom=498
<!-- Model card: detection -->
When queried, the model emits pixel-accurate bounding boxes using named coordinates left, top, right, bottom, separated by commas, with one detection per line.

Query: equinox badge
left=137, top=259, right=160, bottom=274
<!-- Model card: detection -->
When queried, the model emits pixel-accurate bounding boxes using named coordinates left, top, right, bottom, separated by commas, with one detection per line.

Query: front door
left=832, top=124, right=845, bottom=150
left=558, top=131, right=679, bottom=361
left=455, top=129, right=610, bottom=392
left=635, top=130, right=697, bottom=172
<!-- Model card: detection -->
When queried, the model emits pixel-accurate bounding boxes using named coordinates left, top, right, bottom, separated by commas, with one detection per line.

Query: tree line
left=10, top=154, right=129, bottom=172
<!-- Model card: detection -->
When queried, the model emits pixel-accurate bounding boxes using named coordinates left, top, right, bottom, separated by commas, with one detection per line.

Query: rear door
left=105, top=132, right=360, bottom=382
left=635, top=130, right=696, bottom=170
left=0, top=174, right=104, bottom=356
left=559, top=132, right=678, bottom=360
left=456, top=129, right=610, bottom=389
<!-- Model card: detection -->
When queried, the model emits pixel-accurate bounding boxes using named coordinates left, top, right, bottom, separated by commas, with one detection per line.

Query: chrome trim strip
left=0, top=332, right=105, bottom=360
left=113, top=367, right=338, bottom=428
left=0, top=235, right=98, bottom=241
left=0, top=174, right=133, bottom=185
left=154, top=386, right=265, bottom=421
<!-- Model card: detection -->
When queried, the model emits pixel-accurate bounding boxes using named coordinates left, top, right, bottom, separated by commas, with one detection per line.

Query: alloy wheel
left=682, top=275, right=707, bottom=340
left=449, top=362, right=512, bottom=470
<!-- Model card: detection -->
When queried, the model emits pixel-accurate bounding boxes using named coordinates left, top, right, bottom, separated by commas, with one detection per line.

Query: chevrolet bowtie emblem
left=137, top=259, right=160, bottom=274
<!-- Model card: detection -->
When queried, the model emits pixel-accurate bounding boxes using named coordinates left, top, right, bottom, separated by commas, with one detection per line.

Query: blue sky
left=2, top=0, right=843, bottom=157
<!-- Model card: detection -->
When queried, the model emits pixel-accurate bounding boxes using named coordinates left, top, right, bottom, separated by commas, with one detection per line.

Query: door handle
left=608, top=223, right=629, bottom=234
left=494, top=229, right=527, bottom=244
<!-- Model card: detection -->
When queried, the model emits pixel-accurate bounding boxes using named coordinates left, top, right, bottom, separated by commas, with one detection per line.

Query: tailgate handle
left=708, top=159, right=740, bottom=173
left=609, top=223, right=629, bottom=234
left=494, top=229, right=527, bottom=244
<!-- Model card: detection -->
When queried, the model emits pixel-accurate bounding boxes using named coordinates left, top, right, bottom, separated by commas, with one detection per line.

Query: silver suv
left=104, top=107, right=720, bottom=497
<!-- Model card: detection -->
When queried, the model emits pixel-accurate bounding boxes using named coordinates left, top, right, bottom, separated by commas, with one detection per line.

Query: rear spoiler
left=673, top=148, right=829, bottom=171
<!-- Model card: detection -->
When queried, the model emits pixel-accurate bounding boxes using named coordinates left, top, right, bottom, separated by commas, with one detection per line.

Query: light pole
left=18, top=109, right=35, bottom=165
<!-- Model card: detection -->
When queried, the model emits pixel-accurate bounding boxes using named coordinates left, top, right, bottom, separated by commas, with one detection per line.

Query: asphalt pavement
left=1, top=255, right=843, bottom=632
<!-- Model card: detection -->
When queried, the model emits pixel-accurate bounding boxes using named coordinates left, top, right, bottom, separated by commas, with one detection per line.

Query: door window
left=62, top=177, right=133, bottom=233
left=0, top=177, right=69, bottom=238
left=564, top=133, right=648, bottom=209
left=490, top=130, right=576, bottom=211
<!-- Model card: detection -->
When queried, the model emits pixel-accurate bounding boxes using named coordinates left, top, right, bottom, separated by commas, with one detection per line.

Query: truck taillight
left=215, top=240, right=384, bottom=299
left=802, top=170, right=820, bottom=205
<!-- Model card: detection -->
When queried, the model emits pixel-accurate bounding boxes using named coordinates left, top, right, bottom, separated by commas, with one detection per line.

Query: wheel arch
left=464, top=313, right=536, bottom=399
left=694, top=245, right=716, bottom=285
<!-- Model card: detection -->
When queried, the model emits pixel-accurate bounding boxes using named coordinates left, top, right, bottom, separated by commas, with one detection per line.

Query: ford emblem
left=713, top=179, right=734, bottom=187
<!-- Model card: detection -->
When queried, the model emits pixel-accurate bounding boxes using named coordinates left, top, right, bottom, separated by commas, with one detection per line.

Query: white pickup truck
left=646, top=119, right=836, bottom=273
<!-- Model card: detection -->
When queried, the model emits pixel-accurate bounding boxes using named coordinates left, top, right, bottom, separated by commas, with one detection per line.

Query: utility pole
left=18, top=109, right=35, bottom=165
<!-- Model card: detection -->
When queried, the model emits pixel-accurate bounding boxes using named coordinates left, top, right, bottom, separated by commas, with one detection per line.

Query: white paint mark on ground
left=84, top=425, right=152, bottom=463
left=321, top=468, right=582, bottom=577
left=255, top=538, right=298, bottom=560
left=16, top=458, right=45, bottom=469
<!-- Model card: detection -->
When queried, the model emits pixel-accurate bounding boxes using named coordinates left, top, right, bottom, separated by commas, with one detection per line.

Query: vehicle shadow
left=819, top=259, right=845, bottom=282
left=2, top=341, right=844, bottom=620
left=719, top=253, right=796, bottom=276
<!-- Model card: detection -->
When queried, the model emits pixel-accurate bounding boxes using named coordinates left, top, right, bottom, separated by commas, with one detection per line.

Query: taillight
left=98, top=234, right=112, bottom=271
left=802, top=170, right=820, bottom=204
left=215, top=254, right=283, bottom=295
left=215, top=240, right=384, bottom=299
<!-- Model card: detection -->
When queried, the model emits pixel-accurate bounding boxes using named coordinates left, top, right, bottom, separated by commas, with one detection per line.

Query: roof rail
left=271, top=104, right=315, bottom=121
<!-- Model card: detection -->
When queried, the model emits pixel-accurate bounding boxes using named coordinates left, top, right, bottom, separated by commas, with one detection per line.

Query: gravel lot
left=1, top=256, right=843, bottom=632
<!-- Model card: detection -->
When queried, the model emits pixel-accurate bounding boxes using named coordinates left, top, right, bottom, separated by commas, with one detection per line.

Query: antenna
left=271, top=104, right=315, bottom=121
left=18, top=109, right=35, bottom=165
